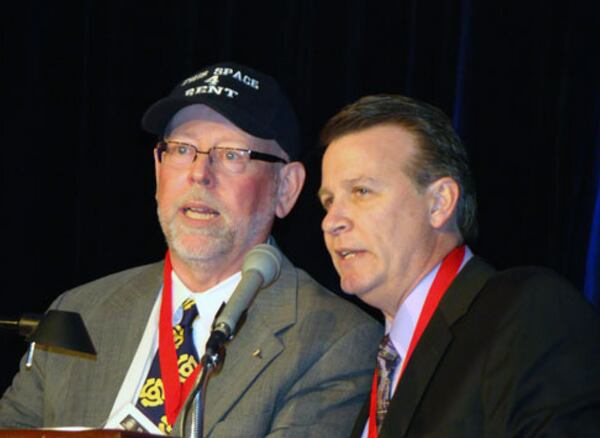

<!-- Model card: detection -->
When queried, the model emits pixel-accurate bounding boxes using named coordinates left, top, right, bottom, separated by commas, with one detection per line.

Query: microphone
left=177, top=244, right=282, bottom=437
left=204, top=244, right=282, bottom=361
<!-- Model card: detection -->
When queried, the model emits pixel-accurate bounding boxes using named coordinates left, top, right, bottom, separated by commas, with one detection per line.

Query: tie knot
left=377, top=335, right=399, bottom=367
left=179, top=298, right=198, bottom=327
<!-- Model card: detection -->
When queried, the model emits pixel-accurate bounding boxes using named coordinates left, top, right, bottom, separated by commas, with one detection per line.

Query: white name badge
left=104, top=403, right=163, bottom=435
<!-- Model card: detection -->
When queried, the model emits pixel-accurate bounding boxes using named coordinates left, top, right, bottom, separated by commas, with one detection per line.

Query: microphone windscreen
left=242, top=244, right=282, bottom=285
left=210, top=244, right=283, bottom=341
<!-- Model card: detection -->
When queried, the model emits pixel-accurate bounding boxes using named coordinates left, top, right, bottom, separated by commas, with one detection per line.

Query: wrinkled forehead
left=164, top=104, right=238, bottom=137
left=165, top=103, right=285, bottom=157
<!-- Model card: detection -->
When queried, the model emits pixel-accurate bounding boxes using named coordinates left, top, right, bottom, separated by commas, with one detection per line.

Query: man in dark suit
left=318, top=94, right=600, bottom=437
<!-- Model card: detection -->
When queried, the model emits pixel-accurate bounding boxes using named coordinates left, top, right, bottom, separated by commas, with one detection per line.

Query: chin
left=170, top=235, right=233, bottom=263
left=341, top=272, right=384, bottom=302
left=166, top=219, right=234, bottom=256
left=340, top=276, right=370, bottom=296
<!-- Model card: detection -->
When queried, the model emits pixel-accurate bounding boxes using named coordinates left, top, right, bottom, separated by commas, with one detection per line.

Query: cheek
left=383, top=203, right=430, bottom=260
left=362, top=202, right=416, bottom=259
left=323, top=233, right=335, bottom=253
left=155, top=176, right=174, bottom=201
left=223, top=175, right=276, bottom=216
left=156, top=171, right=188, bottom=209
left=359, top=207, right=396, bottom=246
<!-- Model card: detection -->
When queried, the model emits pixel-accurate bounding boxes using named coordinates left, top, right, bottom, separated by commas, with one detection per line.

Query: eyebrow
left=346, top=176, right=380, bottom=186
left=318, top=176, right=381, bottom=198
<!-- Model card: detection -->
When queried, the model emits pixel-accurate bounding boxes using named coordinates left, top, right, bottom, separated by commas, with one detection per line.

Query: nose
left=189, top=153, right=215, bottom=187
left=321, top=203, right=352, bottom=236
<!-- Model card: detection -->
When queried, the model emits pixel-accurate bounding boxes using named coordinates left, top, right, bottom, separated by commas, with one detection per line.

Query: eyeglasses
left=156, top=140, right=289, bottom=174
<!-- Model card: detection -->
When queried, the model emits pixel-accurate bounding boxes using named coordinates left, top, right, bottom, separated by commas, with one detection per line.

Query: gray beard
left=157, top=171, right=280, bottom=270
left=159, top=211, right=236, bottom=267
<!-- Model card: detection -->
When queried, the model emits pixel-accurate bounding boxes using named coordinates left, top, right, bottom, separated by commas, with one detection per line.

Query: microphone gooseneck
left=204, top=244, right=282, bottom=360
left=178, top=244, right=283, bottom=438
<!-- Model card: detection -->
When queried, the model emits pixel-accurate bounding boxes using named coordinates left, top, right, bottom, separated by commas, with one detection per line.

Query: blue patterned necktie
left=136, top=298, right=200, bottom=434
left=376, top=334, right=400, bottom=430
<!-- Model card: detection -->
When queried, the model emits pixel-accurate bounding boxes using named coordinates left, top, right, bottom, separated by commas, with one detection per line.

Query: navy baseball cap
left=142, top=61, right=302, bottom=160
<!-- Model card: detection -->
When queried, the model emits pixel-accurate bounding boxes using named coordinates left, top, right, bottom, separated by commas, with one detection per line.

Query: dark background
left=1, top=1, right=599, bottom=393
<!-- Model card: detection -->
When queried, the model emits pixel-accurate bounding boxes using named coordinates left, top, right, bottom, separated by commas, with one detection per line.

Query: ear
left=154, top=148, right=161, bottom=196
left=427, top=177, right=460, bottom=230
left=274, top=162, right=306, bottom=218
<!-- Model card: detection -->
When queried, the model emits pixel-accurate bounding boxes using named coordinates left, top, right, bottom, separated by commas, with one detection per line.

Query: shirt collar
left=170, top=269, right=242, bottom=324
left=386, top=246, right=473, bottom=360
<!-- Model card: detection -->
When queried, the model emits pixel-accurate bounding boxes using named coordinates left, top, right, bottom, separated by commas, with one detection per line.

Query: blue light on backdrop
left=584, top=118, right=600, bottom=308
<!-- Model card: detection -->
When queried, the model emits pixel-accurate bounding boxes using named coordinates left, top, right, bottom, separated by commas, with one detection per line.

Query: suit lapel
left=202, top=256, right=298, bottom=435
left=80, top=262, right=163, bottom=425
left=350, top=397, right=371, bottom=438
left=379, top=257, right=495, bottom=437
left=379, top=310, right=452, bottom=437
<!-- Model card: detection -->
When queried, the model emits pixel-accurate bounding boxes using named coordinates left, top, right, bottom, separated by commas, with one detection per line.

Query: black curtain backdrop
left=1, top=1, right=599, bottom=393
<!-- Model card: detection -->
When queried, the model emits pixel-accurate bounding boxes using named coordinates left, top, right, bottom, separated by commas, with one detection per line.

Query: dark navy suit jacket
left=352, top=257, right=600, bottom=437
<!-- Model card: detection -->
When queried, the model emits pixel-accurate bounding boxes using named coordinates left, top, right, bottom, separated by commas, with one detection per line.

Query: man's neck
left=383, top=235, right=462, bottom=320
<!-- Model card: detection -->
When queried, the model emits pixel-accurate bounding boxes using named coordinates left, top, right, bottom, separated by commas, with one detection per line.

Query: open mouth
left=182, top=206, right=220, bottom=220
left=337, top=249, right=362, bottom=260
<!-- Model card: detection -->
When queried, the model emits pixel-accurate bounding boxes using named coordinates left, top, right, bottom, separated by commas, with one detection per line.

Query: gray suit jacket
left=0, top=256, right=382, bottom=437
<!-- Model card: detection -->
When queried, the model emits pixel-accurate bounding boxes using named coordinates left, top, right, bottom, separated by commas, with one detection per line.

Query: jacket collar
left=173, top=254, right=298, bottom=436
left=380, top=257, right=495, bottom=437
left=83, top=262, right=164, bottom=427
left=352, top=257, right=495, bottom=438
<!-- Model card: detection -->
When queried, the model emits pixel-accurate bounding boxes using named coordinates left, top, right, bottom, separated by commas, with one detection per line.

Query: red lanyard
left=368, top=245, right=466, bottom=438
left=159, top=251, right=202, bottom=425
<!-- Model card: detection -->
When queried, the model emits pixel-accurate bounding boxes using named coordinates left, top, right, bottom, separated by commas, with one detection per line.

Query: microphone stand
left=177, top=326, right=229, bottom=438
left=175, top=244, right=282, bottom=437
left=181, top=355, right=214, bottom=438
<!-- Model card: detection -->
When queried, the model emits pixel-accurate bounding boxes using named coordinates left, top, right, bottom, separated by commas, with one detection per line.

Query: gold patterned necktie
left=376, top=334, right=400, bottom=430
left=136, top=298, right=200, bottom=434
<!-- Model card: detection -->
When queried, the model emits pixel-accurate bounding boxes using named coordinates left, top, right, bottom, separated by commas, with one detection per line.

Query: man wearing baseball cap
left=0, top=62, right=382, bottom=437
